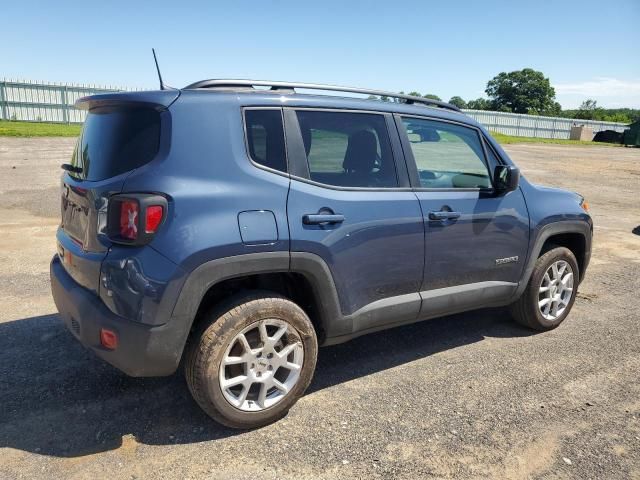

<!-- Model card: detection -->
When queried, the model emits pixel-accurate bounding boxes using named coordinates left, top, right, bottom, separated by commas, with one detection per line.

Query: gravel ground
left=0, top=138, right=639, bottom=480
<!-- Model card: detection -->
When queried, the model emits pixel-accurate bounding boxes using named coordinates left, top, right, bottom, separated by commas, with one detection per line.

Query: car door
left=396, top=115, right=530, bottom=318
left=285, top=108, right=425, bottom=338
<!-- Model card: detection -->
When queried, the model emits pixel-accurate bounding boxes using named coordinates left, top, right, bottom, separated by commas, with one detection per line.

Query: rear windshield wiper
left=61, top=163, right=83, bottom=174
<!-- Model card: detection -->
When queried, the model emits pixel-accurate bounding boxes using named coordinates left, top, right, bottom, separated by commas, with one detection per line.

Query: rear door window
left=295, top=110, right=398, bottom=188
left=244, top=109, right=287, bottom=173
left=71, top=106, right=161, bottom=181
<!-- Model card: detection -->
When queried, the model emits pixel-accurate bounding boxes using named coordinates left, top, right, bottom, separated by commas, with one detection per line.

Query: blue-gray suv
left=51, top=80, right=592, bottom=428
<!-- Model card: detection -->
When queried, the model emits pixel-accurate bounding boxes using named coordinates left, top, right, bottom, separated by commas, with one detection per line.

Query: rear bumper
left=50, top=255, right=190, bottom=377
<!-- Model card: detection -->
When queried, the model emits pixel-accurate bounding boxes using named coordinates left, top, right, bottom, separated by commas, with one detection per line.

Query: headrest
left=343, top=130, right=378, bottom=173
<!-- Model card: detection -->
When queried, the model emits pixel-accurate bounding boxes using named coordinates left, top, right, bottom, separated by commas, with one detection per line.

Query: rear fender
left=171, top=251, right=345, bottom=343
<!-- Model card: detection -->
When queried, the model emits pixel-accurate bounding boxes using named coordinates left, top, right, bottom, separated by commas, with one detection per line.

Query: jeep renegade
left=51, top=80, right=592, bottom=428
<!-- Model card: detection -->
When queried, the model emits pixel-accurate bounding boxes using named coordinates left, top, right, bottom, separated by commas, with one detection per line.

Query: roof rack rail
left=183, top=79, right=461, bottom=113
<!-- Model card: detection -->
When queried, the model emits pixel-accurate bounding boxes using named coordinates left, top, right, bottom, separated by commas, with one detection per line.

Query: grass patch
left=489, top=131, right=619, bottom=146
left=0, top=120, right=621, bottom=148
left=0, top=120, right=81, bottom=137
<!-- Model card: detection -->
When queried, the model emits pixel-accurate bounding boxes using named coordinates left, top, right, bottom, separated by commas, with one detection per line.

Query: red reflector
left=145, top=205, right=164, bottom=233
left=100, top=328, right=118, bottom=350
left=119, top=200, right=139, bottom=240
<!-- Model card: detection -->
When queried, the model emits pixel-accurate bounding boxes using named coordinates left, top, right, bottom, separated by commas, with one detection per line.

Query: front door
left=285, top=108, right=425, bottom=337
left=396, top=115, right=529, bottom=317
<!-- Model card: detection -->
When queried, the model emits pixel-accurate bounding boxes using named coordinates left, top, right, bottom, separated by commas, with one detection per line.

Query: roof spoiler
left=184, top=79, right=461, bottom=113
left=75, top=90, right=180, bottom=111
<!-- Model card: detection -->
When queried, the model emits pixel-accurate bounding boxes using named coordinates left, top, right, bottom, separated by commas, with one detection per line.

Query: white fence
left=0, top=79, right=124, bottom=124
left=0, top=79, right=629, bottom=139
left=463, top=110, right=627, bottom=140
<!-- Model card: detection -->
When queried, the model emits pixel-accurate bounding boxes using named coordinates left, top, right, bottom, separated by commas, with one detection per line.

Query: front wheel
left=509, top=246, right=579, bottom=331
left=185, top=293, right=318, bottom=429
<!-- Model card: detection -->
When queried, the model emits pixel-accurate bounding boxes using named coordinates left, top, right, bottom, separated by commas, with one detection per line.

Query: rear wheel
left=185, top=293, right=318, bottom=429
left=510, top=246, right=579, bottom=331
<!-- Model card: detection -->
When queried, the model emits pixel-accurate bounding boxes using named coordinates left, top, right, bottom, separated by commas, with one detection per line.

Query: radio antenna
left=152, top=48, right=166, bottom=90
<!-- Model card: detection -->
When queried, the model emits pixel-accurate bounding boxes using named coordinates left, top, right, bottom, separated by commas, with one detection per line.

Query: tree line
left=370, top=68, right=639, bottom=124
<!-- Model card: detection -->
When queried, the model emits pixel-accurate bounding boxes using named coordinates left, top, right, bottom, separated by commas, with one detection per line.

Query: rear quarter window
left=244, top=109, right=287, bottom=173
left=70, top=106, right=161, bottom=181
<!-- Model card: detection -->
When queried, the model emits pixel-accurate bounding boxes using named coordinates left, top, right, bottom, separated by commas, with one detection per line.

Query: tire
left=185, top=292, right=318, bottom=429
left=509, top=246, right=579, bottom=331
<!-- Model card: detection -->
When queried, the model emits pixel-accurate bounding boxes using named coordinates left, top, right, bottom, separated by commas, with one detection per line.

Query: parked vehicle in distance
left=51, top=80, right=592, bottom=428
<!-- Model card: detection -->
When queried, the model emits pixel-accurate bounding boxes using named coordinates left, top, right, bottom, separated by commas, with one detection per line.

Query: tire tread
left=184, top=292, right=317, bottom=428
left=510, top=246, right=579, bottom=331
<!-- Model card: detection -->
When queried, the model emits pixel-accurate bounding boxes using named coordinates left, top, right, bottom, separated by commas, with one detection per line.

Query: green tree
left=485, top=68, right=556, bottom=114
left=603, top=112, right=632, bottom=123
left=580, top=99, right=598, bottom=111
left=575, top=99, right=602, bottom=120
left=466, top=98, right=491, bottom=110
left=448, top=96, right=467, bottom=109
left=561, top=107, right=637, bottom=123
left=407, top=91, right=422, bottom=97
left=547, top=101, right=562, bottom=116
left=423, top=93, right=442, bottom=101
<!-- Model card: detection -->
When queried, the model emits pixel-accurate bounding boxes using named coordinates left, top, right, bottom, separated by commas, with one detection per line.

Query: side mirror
left=494, top=165, right=520, bottom=193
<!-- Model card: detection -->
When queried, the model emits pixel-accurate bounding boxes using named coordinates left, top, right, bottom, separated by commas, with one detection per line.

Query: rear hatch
left=58, top=91, right=177, bottom=293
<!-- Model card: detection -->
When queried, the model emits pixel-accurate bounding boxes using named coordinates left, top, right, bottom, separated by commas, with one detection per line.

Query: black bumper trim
left=50, top=255, right=190, bottom=377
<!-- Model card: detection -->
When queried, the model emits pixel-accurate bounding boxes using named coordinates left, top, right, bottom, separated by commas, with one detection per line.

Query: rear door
left=396, top=115, right=529, bottom=317
left=285, top=108, right=425, bottom=338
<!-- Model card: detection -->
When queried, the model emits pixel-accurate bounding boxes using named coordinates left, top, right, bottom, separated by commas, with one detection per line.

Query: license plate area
left=61, top=195, right=88, bottom=246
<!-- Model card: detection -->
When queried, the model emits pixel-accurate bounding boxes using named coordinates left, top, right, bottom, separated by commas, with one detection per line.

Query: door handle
left=428, top=211, right=461, bottom=221
left=303, top=213, right=345, bottom=225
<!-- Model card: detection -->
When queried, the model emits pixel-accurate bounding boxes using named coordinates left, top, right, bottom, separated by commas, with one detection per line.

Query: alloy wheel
left=538, top=260, right=574, bottom=321
left=218, top=319, right=304, bottom=412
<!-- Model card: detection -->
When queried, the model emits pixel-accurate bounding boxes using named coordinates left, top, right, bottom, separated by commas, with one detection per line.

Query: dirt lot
left=0, top=138, right=639, bottom=480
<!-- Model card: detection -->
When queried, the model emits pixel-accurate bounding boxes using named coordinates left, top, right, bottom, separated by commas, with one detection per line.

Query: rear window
left=244, top=109, right=287, bottom=173
left=70, top=106, right=161, bottom=181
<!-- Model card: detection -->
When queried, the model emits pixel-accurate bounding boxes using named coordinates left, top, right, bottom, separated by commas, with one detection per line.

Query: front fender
left=514, top=219, right=592, bottom=300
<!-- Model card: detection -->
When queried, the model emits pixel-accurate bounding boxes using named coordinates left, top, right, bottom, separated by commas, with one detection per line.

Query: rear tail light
left=119, top=200, right=139, bottom=240
left=107, top=194, right=168, bottom=245
left=145, top=205, right=164, bottom=233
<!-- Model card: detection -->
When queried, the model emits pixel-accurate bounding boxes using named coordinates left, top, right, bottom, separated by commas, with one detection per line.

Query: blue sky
left=3, top=0, right=639, bottom=108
